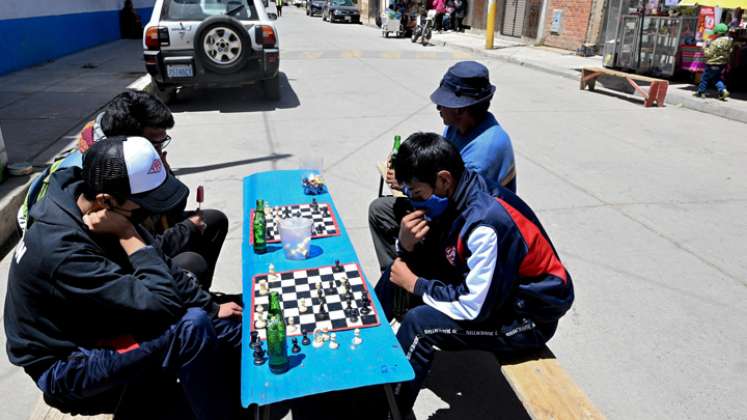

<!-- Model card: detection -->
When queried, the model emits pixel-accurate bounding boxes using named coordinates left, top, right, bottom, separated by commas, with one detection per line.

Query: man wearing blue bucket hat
left=369, top=61, right=517, bottom=272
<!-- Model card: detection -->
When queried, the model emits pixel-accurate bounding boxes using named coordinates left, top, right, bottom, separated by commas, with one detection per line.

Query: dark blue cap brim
left=430, top=84, right=496, bottom=108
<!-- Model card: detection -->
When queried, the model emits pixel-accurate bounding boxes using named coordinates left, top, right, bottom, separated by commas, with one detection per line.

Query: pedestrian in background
left=276, top=0, right=283, bottom=16
left=694, top=23, right=733, bottom=100
left=453, top=0, right=466, bottom=31
left=119, top=0, right=142, bottom=39
left=434, top=0, right=446, bottom=31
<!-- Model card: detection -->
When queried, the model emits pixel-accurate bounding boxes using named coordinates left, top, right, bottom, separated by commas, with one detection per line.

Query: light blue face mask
left=403, top=185, right=449, bottom=221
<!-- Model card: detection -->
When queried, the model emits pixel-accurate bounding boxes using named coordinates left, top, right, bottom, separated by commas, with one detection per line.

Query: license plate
left=345, top=16, right=351, bottom=21
left=166, top=64, right=193, bottom=78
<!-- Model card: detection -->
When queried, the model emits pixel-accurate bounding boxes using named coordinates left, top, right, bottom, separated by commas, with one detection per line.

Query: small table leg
left=384, top=383, right=402, bottom=420
left=255, top=403, right=271, bottom=420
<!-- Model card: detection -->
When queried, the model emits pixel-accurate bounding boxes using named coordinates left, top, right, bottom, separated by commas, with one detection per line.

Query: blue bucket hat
left=430, top=61, right=496, bottom=109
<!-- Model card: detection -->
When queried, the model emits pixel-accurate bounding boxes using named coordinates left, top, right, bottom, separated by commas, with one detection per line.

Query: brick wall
left=541, top=0, right=594, bottom=50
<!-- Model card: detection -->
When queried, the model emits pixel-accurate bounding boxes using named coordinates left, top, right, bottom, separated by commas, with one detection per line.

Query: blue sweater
left=443, top=112, right=516, bottom=192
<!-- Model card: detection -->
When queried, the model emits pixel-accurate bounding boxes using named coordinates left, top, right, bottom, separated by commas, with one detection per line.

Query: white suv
left=143, top=0, right=280, bottom=100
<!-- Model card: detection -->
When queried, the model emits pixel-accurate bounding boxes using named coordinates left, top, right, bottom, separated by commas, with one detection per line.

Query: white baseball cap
left=82, top=136, right=188, bottom=213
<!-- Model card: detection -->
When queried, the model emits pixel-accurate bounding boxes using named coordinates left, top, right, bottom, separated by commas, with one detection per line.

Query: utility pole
left=485, top=0, right=497, bottom=49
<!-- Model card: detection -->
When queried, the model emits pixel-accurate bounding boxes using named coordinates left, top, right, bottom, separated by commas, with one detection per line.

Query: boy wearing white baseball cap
left=4, top=137, right=243, bottom=419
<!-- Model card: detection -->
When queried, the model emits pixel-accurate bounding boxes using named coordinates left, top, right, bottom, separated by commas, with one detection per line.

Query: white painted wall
left=0, top=0, right=154, bottom=21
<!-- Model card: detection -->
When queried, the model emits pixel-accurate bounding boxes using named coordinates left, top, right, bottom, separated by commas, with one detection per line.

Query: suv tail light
left=145, top=27, right=170, bottom=50
left=255, top=25, right=276, bottom=48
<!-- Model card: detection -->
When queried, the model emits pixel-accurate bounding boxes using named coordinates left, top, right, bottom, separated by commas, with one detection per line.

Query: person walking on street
left=453, top=0, right=466, bottom=31
left=434, top=0, right=446, bottom=31
left=276, top=0, right=283, bottom=16
left=694, top=23, right=733, bottom=100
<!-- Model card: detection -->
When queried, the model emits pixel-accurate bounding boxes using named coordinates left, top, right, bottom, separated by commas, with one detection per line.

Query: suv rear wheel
left=194, top=16, right=251, bottom=74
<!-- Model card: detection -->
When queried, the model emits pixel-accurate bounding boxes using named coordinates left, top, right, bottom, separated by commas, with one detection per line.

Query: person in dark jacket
left=453, top=0, right=466, bottom=31
left=374, top=133, right=574, bottom=415
left=20, top=90, right=229, bottom=291
left=4, top=137, right=243, bottom=419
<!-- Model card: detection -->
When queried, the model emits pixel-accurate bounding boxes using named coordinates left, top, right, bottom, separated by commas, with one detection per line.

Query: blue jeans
left=36, top=308, right=242, bottom=420
left=374, top=268, right=556, bottom=414
left=698, top=65, right=726, bottom=94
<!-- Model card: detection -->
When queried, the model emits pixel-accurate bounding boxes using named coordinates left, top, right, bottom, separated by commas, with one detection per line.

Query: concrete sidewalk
left=433, top=30, right=747, bottom=124
left=0, top=40, right=149, bottom=251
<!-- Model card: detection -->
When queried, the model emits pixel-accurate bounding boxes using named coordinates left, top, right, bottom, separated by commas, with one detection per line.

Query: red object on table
left=196, top=185, right=204, bottom=209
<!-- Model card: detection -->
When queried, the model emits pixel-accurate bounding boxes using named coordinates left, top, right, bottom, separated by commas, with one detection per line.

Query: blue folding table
left=241, top=170, right=414, bottom=419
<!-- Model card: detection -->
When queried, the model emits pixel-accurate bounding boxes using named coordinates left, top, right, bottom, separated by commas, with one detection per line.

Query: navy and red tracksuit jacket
left=411, top=169, right=574, bottom=325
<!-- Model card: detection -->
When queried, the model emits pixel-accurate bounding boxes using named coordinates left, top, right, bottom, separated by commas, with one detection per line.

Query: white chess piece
left=312, top=329, right=325, bottom=348
left=287, top=317, right=298, bottom=334
left=298, top=301, right=307, bottom=313
left=268, top=263, right=275, bottom=273
left=329, top=333, right=339, bottom=350
left=256, top=304, right=265, bottom=313
left=254, top=315, right=266, bottom=330
left=352, top=328, right=363, bottom=346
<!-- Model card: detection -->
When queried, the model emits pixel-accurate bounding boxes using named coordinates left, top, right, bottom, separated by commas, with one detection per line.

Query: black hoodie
left=4, top=167, right=218, bottom=380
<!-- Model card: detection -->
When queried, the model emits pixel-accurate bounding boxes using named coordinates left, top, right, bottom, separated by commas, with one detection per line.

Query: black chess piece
left=302, top=331, right=311, bottom=346
left=291, top=337, right=301, bottom=353
left=311, top=198, right=318, bottom=210
left=319, top=302, right=327, bottom=313
left=333, top=260, right=343, bottom=273
left=250, top=331, right=259, bottom=349
left=253, top=341, right=266, bottom=366
left=315, top=224, right=324, bottom=234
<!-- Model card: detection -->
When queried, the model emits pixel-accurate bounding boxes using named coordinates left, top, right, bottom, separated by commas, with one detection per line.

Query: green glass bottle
left=253, top=199, right=267, bottom=254
left=390, top=135, right=402, bottom=167
left=266, top=292, right=289, bottom=374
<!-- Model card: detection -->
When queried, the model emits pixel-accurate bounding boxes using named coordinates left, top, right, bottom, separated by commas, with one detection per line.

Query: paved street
left=1, top=6, right=747, bottom=419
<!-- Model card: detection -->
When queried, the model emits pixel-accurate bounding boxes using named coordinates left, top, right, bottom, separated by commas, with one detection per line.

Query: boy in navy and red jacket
left=374, top=132, right=574, bottom=415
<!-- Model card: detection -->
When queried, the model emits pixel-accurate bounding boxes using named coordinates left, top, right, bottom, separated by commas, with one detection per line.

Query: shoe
left=692, top=91, right=704, bottom=98
left=720, top=90, right=730, bottom=101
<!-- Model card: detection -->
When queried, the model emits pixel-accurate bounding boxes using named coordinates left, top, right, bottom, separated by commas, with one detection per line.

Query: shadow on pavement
left=172, top=153, right=293, bottom=176
left=169, top=73, right=300, bottom=113
left=422, top=351, right=530, bottom=420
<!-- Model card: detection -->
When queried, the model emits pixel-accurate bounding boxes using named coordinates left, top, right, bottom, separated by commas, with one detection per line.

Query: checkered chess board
left=250, top=263, right=380, bottom=340
left=250, top=203, right=340, bottom=243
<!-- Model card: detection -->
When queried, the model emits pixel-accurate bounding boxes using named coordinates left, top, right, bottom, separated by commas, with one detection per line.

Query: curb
left=0, top=74, right=154, bottom=254
left=439, top=40, right=747, bottom=124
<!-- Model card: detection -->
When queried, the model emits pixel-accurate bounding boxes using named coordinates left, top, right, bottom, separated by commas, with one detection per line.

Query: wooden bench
left=580, top=67, right=668, bottom=108
left=30, top=346, right=603, bottom=420
left=500, top=346, right=606, bottom=420
left=376, top=161, right=405, bottom=198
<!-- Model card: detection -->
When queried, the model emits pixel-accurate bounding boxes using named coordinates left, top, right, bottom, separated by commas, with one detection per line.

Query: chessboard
left=250, top=262, right=380, bottom=340
left=249, top=201, right=340, bottom=244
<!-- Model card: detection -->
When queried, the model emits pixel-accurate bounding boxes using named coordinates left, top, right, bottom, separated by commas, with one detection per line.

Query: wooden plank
left=376, top=161, right=405, bottom=198
left=500, top=348, right=606, bottom=420
left=29, top=395, right=113, bottom=420
left=582, top=67, right=663, bottom=83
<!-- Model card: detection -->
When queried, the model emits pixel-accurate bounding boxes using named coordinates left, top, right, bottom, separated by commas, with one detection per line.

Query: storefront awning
left=678, top=0, right=747, bottom=8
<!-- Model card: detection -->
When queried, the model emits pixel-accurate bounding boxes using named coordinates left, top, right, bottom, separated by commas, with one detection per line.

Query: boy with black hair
left=374, top=132, right=574, bottom=415
left=369, top=61, right=516, bottom=273
left=20, top=90, right=228, bottom=291
left=5, top=137, right=242, bottom=419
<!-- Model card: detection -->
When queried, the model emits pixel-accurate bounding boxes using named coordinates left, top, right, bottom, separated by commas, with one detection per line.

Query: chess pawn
left=312, top=329, right=325, bottom=348
left=352, top=328, right=363, bottom=346
left=287, top=317, right=298, bottom=334
left=329, top=333, right=339, bottom=350
left=298, top=300, right=307, bottom=313
left=254, top=316, right=267, bottom=330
